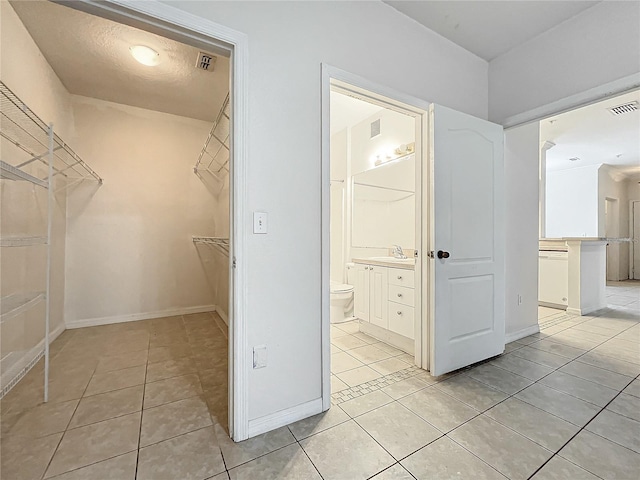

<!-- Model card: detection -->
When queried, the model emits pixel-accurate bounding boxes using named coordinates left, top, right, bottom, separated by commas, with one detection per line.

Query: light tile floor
left=2, top=282, right=639, bottom=479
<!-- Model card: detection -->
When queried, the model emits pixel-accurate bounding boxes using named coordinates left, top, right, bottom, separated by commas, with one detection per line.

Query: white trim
left=65, top=305, right=217, bottom=329
left=216, top=306, right=229, bottom=326
left=69, top=0, right=250, bottom=441
left=321, top=64, right=430, bottom=411
left=566, top=307, right=583, bottom=316
left=505, top=324, right=540, bottom=344
left=502, top=73, right=640, bottom=128
left=248, top=398, right=323, bottom=438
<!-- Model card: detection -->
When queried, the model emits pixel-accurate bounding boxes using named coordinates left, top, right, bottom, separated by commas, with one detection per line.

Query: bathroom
left=329, top=88, right=420, bottom=392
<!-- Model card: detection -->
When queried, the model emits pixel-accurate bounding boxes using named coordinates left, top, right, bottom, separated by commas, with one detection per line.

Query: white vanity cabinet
left=353, top=261, right=415, bottom=341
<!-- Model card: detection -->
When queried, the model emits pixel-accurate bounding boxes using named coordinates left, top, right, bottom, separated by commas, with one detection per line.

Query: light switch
left=253, top=212, right=268, bottom=234
left=253, top=345, right=267, bottom=369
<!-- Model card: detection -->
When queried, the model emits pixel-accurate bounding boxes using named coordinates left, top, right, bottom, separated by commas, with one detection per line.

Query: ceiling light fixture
left=129, top=45, right=160, bottom=66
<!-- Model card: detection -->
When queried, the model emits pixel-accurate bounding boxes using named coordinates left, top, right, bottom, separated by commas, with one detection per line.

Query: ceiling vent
left=196, top=52, right=217, bottom=72
left=370, top=119, right=381, bottom=138
left=607, top=101, right=638, bottom=116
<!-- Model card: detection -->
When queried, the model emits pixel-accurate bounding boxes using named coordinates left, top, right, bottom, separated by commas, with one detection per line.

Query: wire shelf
left=0, top=81, right=102, bottom=186
left=192, top=236, right=229, bottom=256
left=0, top=292, right=46, bottom=324
left=0, top=235, right=48, bottom=247
left=194, top=93, right=230, bottom=185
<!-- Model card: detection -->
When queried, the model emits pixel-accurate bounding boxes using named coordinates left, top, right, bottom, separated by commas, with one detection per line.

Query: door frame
left=66, top=0, right=250, bottom=441
left=321, top=64, right=430, bottom=410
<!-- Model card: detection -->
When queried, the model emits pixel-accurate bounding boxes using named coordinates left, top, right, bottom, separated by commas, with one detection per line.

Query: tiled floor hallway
left=1, top=282, right=639, bottom=479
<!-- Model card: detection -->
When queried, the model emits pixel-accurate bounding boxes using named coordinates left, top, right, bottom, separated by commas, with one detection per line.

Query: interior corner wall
left=1, top=1, right=70, bottom=358
left=161, top=0, right=489, bottom=424
left=504, top=122, right=540, bottom=340
left=488, top=1, right=640, bottom=124
left=64, top=95, right=219, bottom=326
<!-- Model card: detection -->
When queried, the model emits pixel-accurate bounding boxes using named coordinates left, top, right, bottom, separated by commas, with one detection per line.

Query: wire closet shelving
left=193, top=93, right=230, bottom=188
left=192, top=236, right=229, bottom=257
left=0, top=81, right=102, bottom=401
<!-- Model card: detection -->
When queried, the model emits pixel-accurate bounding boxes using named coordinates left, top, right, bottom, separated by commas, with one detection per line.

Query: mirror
left=351, top=155, right=415, bottom=249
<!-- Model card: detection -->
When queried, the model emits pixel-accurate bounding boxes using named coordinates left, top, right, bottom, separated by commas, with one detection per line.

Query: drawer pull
left=397, top=311, right=402, bottom=315
left=397, top=293, right=402, bottom=297
left=397, top=276, right=402, bottom=280
left=364, top=266, right=369, bottom=270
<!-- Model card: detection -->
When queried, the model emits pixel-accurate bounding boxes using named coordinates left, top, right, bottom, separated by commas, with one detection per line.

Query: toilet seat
left=330, top=283, right=353, bottom=294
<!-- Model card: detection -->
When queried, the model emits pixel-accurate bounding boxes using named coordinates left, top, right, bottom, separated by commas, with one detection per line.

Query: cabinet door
left=353, top=264, right=370, bottom=322
left=369, top=266, right=388, bottom=329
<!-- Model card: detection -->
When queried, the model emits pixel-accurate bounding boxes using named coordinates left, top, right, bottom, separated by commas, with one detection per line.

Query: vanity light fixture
left=129, top=45, right=160, bottom=66
left=373, top=142, right=416, bottom=167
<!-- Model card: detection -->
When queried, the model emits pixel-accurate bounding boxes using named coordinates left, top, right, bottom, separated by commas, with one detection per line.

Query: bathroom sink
left=368, top=256, right=415, bottom=265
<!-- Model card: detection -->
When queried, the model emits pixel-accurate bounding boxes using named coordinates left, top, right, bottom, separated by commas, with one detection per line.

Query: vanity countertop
left=352, top=257, right=415, bottom=270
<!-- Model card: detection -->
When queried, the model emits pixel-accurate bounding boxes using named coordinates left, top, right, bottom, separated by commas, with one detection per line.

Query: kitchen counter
left=352, top=257, right=415, bottom=270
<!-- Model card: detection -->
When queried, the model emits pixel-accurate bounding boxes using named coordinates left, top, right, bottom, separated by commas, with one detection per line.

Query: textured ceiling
left=10, top=0, right=229, bottom=122
left=541, top=90, right=640, bottom=177
left=384, top=1, right=600, bottom=61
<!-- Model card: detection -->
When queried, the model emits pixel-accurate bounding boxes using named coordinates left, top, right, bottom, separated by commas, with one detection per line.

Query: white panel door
left=354, top=264, right=370, bottom=321
left=634, top=202, right=640, bottom=280
left=369, top=266, right=388, bottom=329
left=430, top=104, right=505, bottom=376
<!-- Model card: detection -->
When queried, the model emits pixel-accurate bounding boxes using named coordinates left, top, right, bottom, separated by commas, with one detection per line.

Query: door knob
left=437, top=250, right=450, bottom=259
left=397, top=293, right=402, bottom=297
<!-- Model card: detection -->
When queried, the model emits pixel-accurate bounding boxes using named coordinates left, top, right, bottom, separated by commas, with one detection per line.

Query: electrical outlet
left=253, top=345, right=267, bottom=369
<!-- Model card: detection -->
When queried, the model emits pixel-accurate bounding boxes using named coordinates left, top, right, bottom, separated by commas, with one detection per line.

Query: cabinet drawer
left=388, top=268, right=414, bottom=288
left=388, top=302, right=414, bottom=339
left=388, top=284, right=414, bottom=307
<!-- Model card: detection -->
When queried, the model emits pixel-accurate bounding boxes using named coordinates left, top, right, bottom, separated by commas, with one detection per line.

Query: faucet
left=392, top=245, right=407, bottom=259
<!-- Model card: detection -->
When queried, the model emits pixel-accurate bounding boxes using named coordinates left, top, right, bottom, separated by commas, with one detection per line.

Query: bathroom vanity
left=352, top=257, right=415, bottom=354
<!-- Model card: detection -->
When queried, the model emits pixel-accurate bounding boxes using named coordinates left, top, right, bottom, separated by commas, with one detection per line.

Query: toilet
left=330, top=263, right=355, bottom=323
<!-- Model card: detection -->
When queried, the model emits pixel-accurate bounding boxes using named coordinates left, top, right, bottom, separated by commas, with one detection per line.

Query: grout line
left=288, top=425, right=326, bottom=480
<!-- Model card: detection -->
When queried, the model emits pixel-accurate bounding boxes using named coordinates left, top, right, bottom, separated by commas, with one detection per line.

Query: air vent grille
left=608, top=101, right=638, bottom=116
left=196, top=52, right=217, bottom=71
left=371, top=119, right=381, bottom=138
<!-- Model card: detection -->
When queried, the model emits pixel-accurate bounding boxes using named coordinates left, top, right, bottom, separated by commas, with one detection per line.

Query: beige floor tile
left=228, top=443, right=321, bottom=480
left=538, top=371, right=618, bottom=407
left=351, top=332, right=380, bottom=345
left=148, top=344, right=193, bottom=364
left=84, top=365, right=146, bottom=396
left=137, top=426, right=225, bottom=479
left=6, top=399, right=78, bottom=438
left=624, top=378, right=640, bottom=397
left=370, top=357, right=411, bottom=375
left=434, top=375, right=508, bottom=411
left=381, top=376, right=431, bottom=400
left=215, top=423, right=296, bottom=469
left=46, top=452, right=137, bottom=480
left=348, top=345, right=392, bottom=364
left=340, top=390, right=394, bottom=418
left=607, top=392, right=640, bottom=421
left=558, top=360, right=634, bottom=390
left=449, top=415, right=553, bottom=480
left=335, top=321, right=360, bottom=334
left=559, top=430, right=640, bottom=480
left=331, top=343, right=343, bottom=355
left=576, top=352, right=640, bottom=377
left=144, top=373, right=203, bottom=409
left=509, top=346, right=571, bottom=369
left=370, top=464, right=415, bottom=479
left=331, top=351, right=365, bottom=374
left=331, top=325, right=350, bottom=339
left=210, top=472, right=230, bottom=480
left=373, top=342, right=404, bottom=356
left=585, top=409, right=640, bottom=453
left=515, top=383, right=601, bottom=427
left=1, top=432, right=62, bottom=480
left=357, top=402, right=442, bottom=459
left=94, top=349, right=148, bottom=374
left=485, top=398, right=579, bottom=451
left=300, top=420, right=394, bottom=480
left=288, top=405, right=350, bottom=440
left=337, top=365, right=383, bottom=387
left=530, top=456, right=599, bottom=480
left=69, top=385, right=143, bottom=429
left=332, top=335, right=369, bottom=351
left=331, top=375, right=348, bottom=392
left=490, top=354, right=554, bottom=381
left=466, top=363, right=533, bottom=395
left=399, top=387, right=477, bottom=433
left=149, top=332, right=190, bottom=348
left=140, top=395, right=212, bottom=447
left=198, top=366, right=228, bottom=389
left=402, top=436, right=505, bottom=480
left=145, top=356, right=197, bottom=383
left=45, top=412, right=140, bottom=478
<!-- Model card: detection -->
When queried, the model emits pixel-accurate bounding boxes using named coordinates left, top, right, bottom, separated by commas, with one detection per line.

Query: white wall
left=546, top=165, right=600, bottom=238
left=489, top=1, right=640, bottom=124
left=504, top=123, right=540, bottom=340
left=64, top=95, right=219, bottom=325
left=160, top=0, right=488, bottom=422
left=0, top=1, right=71, bottom=386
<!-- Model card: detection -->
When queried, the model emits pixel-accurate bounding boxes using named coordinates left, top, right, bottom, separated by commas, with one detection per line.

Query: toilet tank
left=345, top=263, right=355, bottom=286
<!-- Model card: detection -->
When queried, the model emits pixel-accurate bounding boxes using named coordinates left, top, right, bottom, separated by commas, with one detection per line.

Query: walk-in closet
left=1, top=2, right=232, bottom=477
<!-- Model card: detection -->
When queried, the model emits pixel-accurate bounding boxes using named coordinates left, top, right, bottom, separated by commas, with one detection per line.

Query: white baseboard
left=505, top=324, right=540, bottom=343
left=66, top=305, right=216, bottom=329
left=216, top=306, right=229, bottom=326
left=1, top=322, right=66, bottom=397
left=248, top=398, right=323, bottom=438
left=359, top=322, right=414, bottom=355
